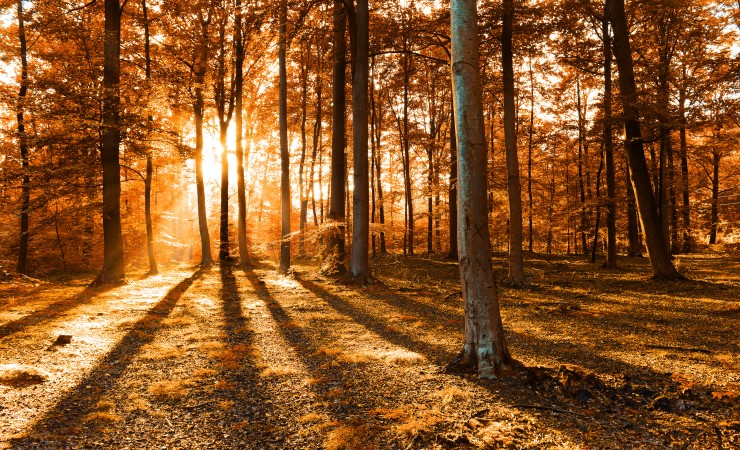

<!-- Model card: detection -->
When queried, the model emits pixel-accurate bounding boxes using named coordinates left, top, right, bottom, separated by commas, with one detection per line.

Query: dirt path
left=1, top=255, right=738, bottom=449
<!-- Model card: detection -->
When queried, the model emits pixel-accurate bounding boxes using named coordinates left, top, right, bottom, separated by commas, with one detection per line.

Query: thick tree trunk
left=502, top=0, right=525, bottom=286
left=603, top=2, right=617, bottom=267
left=349, top=0, right=370, bottom=283
left=449, top=108, right=458, bottom=259
left=235, top=0, right=250, bottom=267
left=326, top=0, right=347, bottom=274
left=450, top=0, right=512, bottom=378
left=194, top=12, right=213, bottom=267
left=99, top=0, right=126, bottom=283
left=279, top=0, right=291, bottom=272
left=609, top=0, right=682, bottom=279
left=625, top=161, right=641, bottom=256
left=16, top=0, right=30, bottom=275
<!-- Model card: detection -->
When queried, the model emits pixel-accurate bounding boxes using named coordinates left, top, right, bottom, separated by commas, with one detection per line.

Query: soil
left=0, top=252, right=738, bottom=449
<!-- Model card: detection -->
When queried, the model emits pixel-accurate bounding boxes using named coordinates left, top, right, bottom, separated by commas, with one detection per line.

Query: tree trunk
left=625, top=161, right=641, bottom=256
left=709, top=148, right=720, bottom=244
left=194, top=12, right=213, bottom=267
left=326, top=0, right=347, bottom=274
left=215, top=10, right=234, bottom=262
left=373, top=75, right=387, bottom=254
left=527, top=56, right=534, bottom=253
left=609, top=0, right=682, bottom=279
left=576, top=78, right=589, bottom=255
left=603, top=2, right=617, bottom=267
left=502, top=0, right=525, bottom=286
left=349, top=0, right=370, bottom=283
left=402, top=47, right=414, bottom=255
left=679, top=85, right=691, bottom=252
left=278, top=0, right=291, bottom=272
left=449, top=0, right=512, bottom=378
left=449, top=108, right=458, bottom=259
left=299, top=49, right=309, bottom=256
left=16, top=0, right=30, bottom=275
left=99, top=0, right=126, bottom=283
left=235, top=0, right=250, bottom=267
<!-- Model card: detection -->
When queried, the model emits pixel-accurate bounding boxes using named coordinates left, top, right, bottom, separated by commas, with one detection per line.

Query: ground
left=0, top=252, right=738, bottom=449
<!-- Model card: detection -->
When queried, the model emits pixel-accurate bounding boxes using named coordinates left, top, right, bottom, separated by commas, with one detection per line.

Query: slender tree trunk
left=215, top=11, right=234, bottom=262
left=326, top=0, right=347, bottom=274
left=603, top=2, right=617, bottom=268
left=679, top=85, right=691, bottom=252
left=591, top=143, right=605, bottom=263
left=142, top=0, right=158, bottom=275
left=527, top=56, right=534, bottom=253
left=576, top=78, right=589, bottom=255
left=279, top=0, right=291, bottom=272
left=450, top=0, right=512, bottom=378
left=310, top=49, right=322, bottom=228
left=709, top=148, right=721, bottom=244
left=99, top=0, right=125, bottom=283
left=502, top=0, right=525, bottom=286
left=235, top=0, right=249, bottom=267
left=372, top=75, right=387, bottom=254
left=449, top=108, right=458, bottom=259
left=350, top=0, right=370, bottom=282
left=299, top=49, right=309, bottom=256
left=609, top=0, right=682, bottom=279
left=402, top=50, right=414, bottom=255
left=428, top=117, right=436, bottom=254
left=194, top=12, right=213, bottom=266
left=16, top=0, right=30, bottom=275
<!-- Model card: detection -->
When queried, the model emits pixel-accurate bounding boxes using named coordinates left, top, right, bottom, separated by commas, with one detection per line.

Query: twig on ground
left=513, top=404, right=588, bottom=417
left=645, top=344, right=712, bottom=354
left=183, top=400, right=219, bottom=409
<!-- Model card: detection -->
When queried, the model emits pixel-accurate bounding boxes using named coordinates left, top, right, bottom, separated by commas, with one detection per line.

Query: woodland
left=0, top=0, right=739, bottom=448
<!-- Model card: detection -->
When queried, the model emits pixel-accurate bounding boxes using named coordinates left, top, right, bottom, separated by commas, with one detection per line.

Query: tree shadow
left=8, top=270, right=202, bottom=447
left=0, top=284, right=115, bottom=340
left=295, top=274, right=457, bottom=366
left=212, top=262, right=279, bottom=443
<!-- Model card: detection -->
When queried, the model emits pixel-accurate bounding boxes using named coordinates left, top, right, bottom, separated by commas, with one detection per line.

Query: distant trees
left=0, top=0, right=739, bottom=282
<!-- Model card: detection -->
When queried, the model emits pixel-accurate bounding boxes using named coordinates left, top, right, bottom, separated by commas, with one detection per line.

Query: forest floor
left=0, top=252, right=738, bottom=449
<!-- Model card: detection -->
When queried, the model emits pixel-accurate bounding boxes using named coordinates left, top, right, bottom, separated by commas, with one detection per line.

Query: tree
left=449, top=0, right=513, bottom=378
left=141, top=0, right=158, bottom=275
left=98, top=0, right=126, bottom=283
left=349, top=0, right=370, bottom=283
left=502, top=0, right=525, bottom=286
left=16, top=0, right=30, bottom=274
left=278, top=0, right=291, bottom=273
left=234, top=0, right=250, bottom=267
left=325, top=0, right=347, bottom=275
left=608, top=0, right=682, bottom=279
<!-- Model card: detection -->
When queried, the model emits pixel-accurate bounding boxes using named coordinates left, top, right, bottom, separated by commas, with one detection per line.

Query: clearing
left=0, top=253, right=738, bottom=449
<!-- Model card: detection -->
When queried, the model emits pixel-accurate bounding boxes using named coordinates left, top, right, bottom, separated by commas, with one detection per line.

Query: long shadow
left=9, top=270, right=201, bottom=448
left=214, top=263, right=279, bottom=446
left=242, top=270, right=388, bottom=425
left=295, top=275, right=457, bottom=365
left=0, top=285, right=114, bottom=340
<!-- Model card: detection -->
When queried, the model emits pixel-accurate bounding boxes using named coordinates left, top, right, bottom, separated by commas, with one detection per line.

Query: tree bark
left=194, top=11, right=213, bottom=267
left=603, top=1, right=617, bottom=267
left=326, top=0, right=347, bottom=274
left=279, top=0, right=291, bottom=272
left=609, top=0, right=682, bottom=279
left=502, top=0, right=525, bottom=286
left=235, top=0, right=250, bottom=267
left=99, top=0, right=126, bottom=283
left=449, top=108, right=458, bottom=259
left=679, top=85, right=691, bottom=252
left=709, top=147, right=720, bottom=244
left=450, top=0, right=512, bottom=378
left=16, top=0, right=30, bottom=275
left=349, top=0, right=370, bottom=283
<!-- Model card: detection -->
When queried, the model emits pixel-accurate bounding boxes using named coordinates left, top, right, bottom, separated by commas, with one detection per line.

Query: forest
left=0, top=0, right=738, bottom=448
